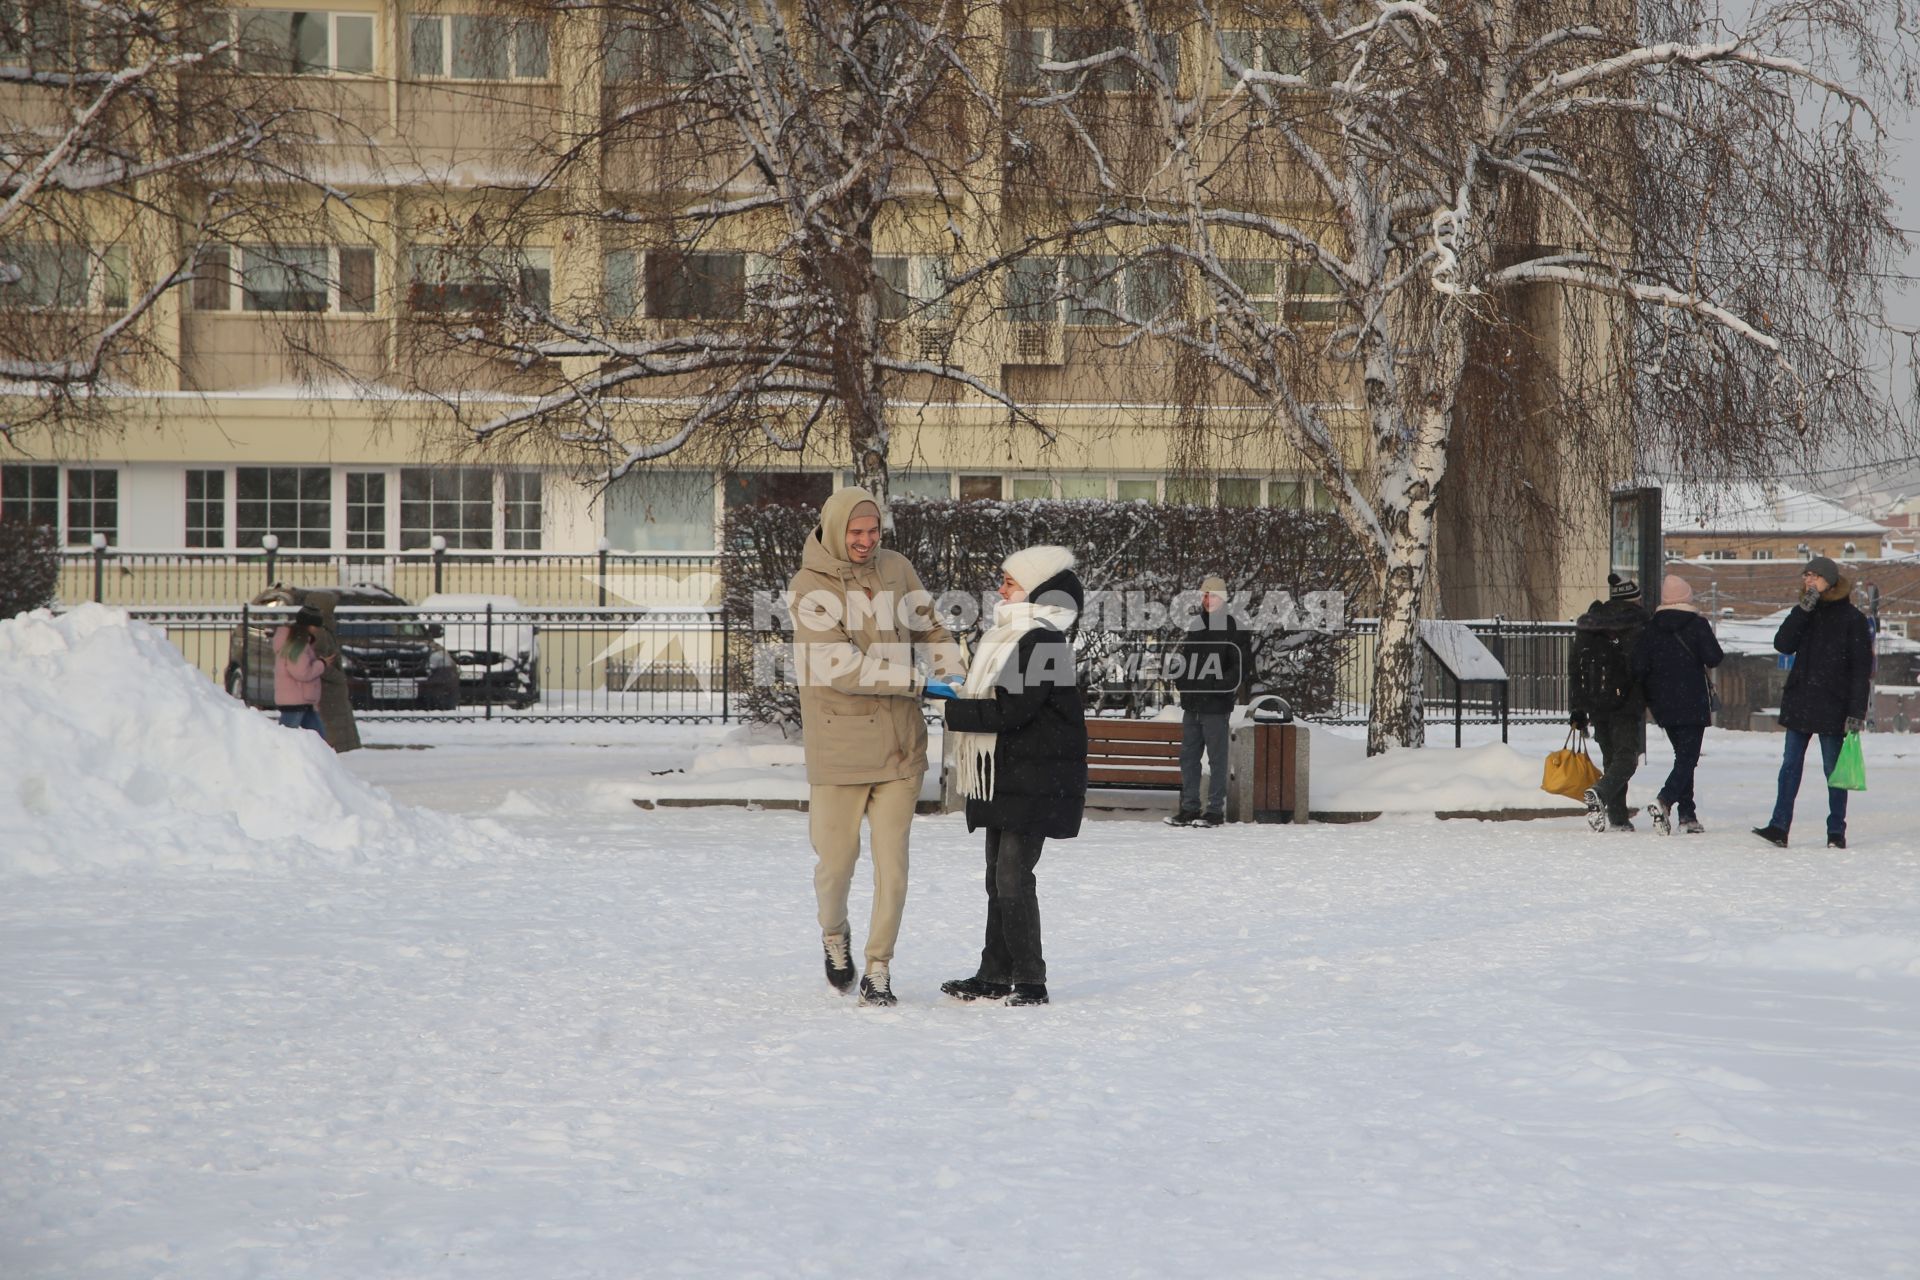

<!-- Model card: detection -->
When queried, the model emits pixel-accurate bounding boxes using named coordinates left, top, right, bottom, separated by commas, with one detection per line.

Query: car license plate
left=371, top=679, right=420, bottom=700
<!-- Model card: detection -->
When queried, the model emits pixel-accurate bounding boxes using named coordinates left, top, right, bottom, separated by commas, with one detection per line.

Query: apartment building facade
left=2, top=1, right=1615, bottom=618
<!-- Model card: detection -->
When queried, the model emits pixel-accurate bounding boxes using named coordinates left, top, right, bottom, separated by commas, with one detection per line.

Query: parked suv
left=225, top=584, right=460, bottom=712
left=418, top=593, right=540, bottom=709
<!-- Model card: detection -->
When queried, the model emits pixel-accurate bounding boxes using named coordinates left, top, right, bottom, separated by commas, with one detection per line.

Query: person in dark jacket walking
left=930, top=545, right=1087, bottom=1008
left=1569, top=574, right=1648, bottom=832
left=1166, top=574, right=1254, bottom=827
left=1753, top=557, right=1873, bottom=849
left=1632, top=575, right=1724, bottom=834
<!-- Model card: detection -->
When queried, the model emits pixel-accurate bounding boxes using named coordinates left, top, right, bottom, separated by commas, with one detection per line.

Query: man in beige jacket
left=789, top=486, right=961, bottom=1006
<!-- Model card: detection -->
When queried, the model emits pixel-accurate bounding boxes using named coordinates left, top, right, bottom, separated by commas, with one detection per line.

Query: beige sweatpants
left=810, top=774, right=921, bottom=967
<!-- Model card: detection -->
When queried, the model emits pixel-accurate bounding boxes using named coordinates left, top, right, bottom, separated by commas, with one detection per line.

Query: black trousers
left=1657, top=724, right=1706, bottom=822
left=976, top=827, right=1046, bottom=985
left=1592, top=711, right=1644, bottom=824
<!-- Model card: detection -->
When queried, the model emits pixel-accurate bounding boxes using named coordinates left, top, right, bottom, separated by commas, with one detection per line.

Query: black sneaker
left=1752, top=825, right=1789, bottom=848
left=940, top=976, right=1013, bottom=1002
left=1679, top=816, right=1706, bottom=835
left=1827, top=833, right=1846, bottom=849
left=858, top=962, right=897, bottom=1007
left=823, top=931, right=854, bottom=992
left=1164, top=810, right=1201, bottom=828
left=1606, top=818, right=1636, bottom=833
left=1006, top=982, right=1049, bottom=1006
left=1199, top=812, right=1225, bottom=828
left=1583, top=787, right=1607, bottom=833
left=1648, top=799, right=1672, bottom=837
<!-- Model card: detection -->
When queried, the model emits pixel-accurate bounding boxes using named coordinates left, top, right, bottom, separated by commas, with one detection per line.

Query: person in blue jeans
left=1753, top=557, right=1872, bottom=849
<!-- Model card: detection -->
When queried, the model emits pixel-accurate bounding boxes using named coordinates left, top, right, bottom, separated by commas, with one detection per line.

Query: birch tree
left=411, top=0, right=1040, bottom=508
left=1011, top=0, right=1915, bottom=753
left=0, top=0, right=338, bottom=445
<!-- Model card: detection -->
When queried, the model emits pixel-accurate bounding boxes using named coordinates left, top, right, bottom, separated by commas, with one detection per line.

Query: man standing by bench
left=1167, top=574, right=1254, bottom=828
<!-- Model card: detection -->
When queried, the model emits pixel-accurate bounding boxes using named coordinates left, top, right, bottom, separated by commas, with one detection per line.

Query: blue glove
left=923, top=676, right=961, bottom=700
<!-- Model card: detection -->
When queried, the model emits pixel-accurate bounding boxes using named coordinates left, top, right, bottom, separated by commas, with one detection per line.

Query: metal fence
left=116, top=597, right=1574, bottom=730
left=133, top=604, right=730, bottom=723
left=1322, top=619, right=1577, bottom=732
left=61, top=547, right=721, bottom=608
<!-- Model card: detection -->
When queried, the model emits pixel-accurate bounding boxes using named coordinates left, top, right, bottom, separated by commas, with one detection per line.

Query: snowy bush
left=723, top=498, right=1373, bottom=726
left=0, top=518, right=60, bottom=619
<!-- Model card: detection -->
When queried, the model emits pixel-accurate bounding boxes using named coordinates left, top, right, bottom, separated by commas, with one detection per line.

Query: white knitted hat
left=1001, top=545, right=1076, bottom=593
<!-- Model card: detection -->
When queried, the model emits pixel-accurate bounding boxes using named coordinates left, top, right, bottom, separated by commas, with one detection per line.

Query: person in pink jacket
left=273, top=605, right=332, bottom=740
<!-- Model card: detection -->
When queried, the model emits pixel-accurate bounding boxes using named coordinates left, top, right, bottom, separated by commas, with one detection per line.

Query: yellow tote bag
left=1543, top=728, right=1603, bottom=800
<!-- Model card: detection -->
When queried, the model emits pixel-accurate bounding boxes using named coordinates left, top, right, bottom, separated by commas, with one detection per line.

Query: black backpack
left=1575, top=629, right=1634, bottom=713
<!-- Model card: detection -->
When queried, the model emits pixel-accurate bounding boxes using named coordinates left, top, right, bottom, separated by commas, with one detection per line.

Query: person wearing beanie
left=1753, top=558, right=1872, bottom=849
left=271, top=602, right=332, bottom=741
left=1166, top=573, right=1253, bottom=827
left=788, top=487, right=963, bottom=1006
left=1568, top=573, right=1649, bottom=832
left=1631, top=574, right=1724, bottom=834
left=933, top=545, right=1087, bottom=1008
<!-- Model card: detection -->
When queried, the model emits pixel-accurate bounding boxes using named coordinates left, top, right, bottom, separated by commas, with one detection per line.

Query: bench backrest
left=1086, top=719, right=1184, bottom=787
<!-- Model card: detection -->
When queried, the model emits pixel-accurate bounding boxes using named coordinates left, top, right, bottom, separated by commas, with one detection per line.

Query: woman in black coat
left=1631, top=576, right=1724, bottom=834
left=927, top=545, right=1087, bottom=1007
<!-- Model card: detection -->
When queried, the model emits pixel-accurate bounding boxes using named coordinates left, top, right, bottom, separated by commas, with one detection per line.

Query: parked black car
left=225, top=584, right=460, bottom=712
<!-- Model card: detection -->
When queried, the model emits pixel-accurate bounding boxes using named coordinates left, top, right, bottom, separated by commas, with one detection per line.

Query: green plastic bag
left=1828, top=732, right=1867, bottom=791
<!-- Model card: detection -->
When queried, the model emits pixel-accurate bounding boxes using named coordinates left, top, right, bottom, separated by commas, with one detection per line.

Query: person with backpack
left=1632, top=575, right=1724, bottom=834
left=1568, top=574, right=1648, bottom=832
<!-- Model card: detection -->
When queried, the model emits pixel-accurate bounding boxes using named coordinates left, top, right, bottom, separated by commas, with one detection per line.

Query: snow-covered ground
left=4, top=610, right=1919, bottom=1278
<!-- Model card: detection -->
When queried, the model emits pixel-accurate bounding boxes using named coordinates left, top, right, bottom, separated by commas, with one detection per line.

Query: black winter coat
left=1173, top=609, right=1254, bottom=715
left=1774, top=581, right=1873, bottom=736
left=943, top=569, right=1089, bottom=839
left=1569, top=598, right=1648, bottom=718
left=1631, top=607, right=1724, bottom=728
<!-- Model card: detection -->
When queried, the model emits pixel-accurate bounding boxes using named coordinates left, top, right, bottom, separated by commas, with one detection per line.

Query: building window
left=228, top=10, right=376, bottom=75
left=408, top=247, right=550, bottom=313
left=1217, top=28, right=1308, bottom=88
left=1753, top=550, right=1774, bottom=560
left=1219, top=477, right=1262, bottom=507
left=400, top=469, right=493, bottom=550
left=1, top=2, right=135, bottom=70
left=723, top=473, right=833, bottom=510
left=1010, top=28, right=1180, bottom=92
left=186, top=469, right=226, bottom=548
left=346, top=472, right=386, bottom=550
left=874, top=256, right=953, bottom=323
left=0, top=243, right=127, bottom=310
left=1284, top=263, right=1342, bottom=322
left=958, top=475, right=1003, bottom=502
left=1059, top=475, right=1107, bottom=500
left=236, top=466, right=331, bottom=549
left=643, top=251, right=747, bottom=321
left=193, top=245, right=376, bottom=313
left=890, top=471, right=952, bottom=500
left=0, top=463, right=59, bottom=528
left=1166, top=477, right=1210, bottom=506
left=1224, top=261, right=1280, bottom=320
left=410, top=13, right=548, bottom=80
left=1116, top=478, right=1157, bottom=501
left=65, top=468, right=117, bottom=546
left=504, top=472, right=542, bottom=550
left=605, top=470, right=715, bottom=551
left=1010, top=476, right=1052, bottom=500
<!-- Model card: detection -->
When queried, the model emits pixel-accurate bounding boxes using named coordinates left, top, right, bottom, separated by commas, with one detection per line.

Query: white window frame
left=64, top=467, right=118, bottom=547
left=409, top=12, right=550, bottom=82
left=0, top=243, right=128, bottom=312
left=220, top=9, right=377, bottom=76
left=503, top=471, right=543, bottom=551
left=191, top=244, right=377, bottom=314
left=185, top=468, right=227, bottom=549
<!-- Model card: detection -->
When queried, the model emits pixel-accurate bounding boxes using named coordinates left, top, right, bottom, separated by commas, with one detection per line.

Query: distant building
left=1662, top=481, right=1890, bottom=562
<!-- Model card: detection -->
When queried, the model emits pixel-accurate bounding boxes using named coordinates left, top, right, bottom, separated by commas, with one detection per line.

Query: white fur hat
left=1001, top=545, right=1076, bottom=593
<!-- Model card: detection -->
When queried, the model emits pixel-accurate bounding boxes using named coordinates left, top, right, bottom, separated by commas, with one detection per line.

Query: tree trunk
left=1368, top=555, right=1426, bottom=755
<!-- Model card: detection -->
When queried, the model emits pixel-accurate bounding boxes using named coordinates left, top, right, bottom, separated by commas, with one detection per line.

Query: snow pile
left=0, top=606, right=509, bottom=876
left=1694, top=932, right=1920, bottom=978
left=1313, top=732, right=1585, bottom=814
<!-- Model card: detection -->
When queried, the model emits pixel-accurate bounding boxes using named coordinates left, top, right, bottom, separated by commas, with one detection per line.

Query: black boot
left=1164, top=809, right=1200, bottom=827
left=1752, top=825, right=1789, bottom=848
left=1006, top=983, right=1049, bottom=1006
left=941, top=976, right=1013, bottom=1002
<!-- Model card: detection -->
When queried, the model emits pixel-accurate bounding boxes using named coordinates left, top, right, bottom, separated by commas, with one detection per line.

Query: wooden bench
left=1085, top=718, right=1186, bottom=788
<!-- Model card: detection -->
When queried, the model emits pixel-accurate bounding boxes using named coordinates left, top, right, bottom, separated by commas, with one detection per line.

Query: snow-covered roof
left=1658, top=481, right=1888, bottom=538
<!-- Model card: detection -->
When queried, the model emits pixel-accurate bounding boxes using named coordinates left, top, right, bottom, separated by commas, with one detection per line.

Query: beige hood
left=813, top=487, right=882, bottom=564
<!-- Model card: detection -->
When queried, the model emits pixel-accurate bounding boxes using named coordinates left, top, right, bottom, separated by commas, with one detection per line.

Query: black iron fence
left=60, top=547, right=721, bottom=608
left=112, top=599, right=1574, bottom=730
left=1321, top=619, right=1577, bottom=730
left=130, top=604, right=729, bottom=723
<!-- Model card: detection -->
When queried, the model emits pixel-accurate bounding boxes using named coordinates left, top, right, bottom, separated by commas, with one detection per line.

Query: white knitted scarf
left=949, top=598, right=1077, bottom=801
